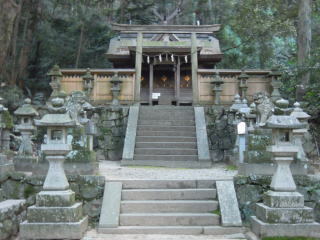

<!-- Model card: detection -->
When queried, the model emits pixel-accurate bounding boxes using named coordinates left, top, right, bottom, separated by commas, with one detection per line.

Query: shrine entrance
left=140, top=61, right=193, bottom=106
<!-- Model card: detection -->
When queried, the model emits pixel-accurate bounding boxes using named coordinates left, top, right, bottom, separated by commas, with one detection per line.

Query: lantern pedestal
left=0, top=153, right=14, bottom=175
left=250, top=113, right=320, bottom=238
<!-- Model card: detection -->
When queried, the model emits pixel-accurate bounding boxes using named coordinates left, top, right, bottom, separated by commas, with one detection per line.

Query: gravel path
left=98, top=161, right=237, bottom=180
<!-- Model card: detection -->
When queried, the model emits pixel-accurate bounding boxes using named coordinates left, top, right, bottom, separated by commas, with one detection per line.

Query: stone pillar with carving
left=238, top=70, right=249, bottom=100
left=20, top=97, right=88, bottom=239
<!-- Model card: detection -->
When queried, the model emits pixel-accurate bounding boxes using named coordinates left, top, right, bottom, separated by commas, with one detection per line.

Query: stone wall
left=0, top=172, right=105, bottom=239
left=234, top=175, right=320, bottom=225
left=96, top=106, right=129, bottom=160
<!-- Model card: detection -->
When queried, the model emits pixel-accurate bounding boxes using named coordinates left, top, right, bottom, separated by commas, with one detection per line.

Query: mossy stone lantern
left=290, top=102, right=311, bottom=162
left=110, top=72, right=122, bottom=105
left=238, top=69, right=249, bottom=100
left=83, top=68, right=94, bottom=98
left=210, top=72, right=224, bottom=105
left=48, top=64, right=63, bottom=99
left=265, top=114, right=306, bottom=192
left=14, top=98, right=38, bottom=156
left=34, top=97, right=77, bottom=190
left=269, top=67, right=282, bottom=102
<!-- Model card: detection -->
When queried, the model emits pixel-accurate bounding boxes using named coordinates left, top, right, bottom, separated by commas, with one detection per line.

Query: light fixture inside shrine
left=184, top=75, right=191, bottom=87
left=161, top=75, right=167, bottom=83
left=141, top=76, right=144, bottom=82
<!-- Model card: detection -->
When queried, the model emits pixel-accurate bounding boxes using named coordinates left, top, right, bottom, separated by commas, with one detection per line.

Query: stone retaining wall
left=234, top=175, right=320, bottom=224
left=0, top=172, right=105, bottom=239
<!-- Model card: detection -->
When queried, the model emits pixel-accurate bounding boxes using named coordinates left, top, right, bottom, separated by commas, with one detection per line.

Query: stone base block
left=27, top=202, right=83, bottom=223
left=32, top=162, right=98, bottom=175
left=264, top=191, right=304, bottom=208
left=238, top=162, right=308, bottom=176
left=20, top=216, right=88, bottom=239
left=0, top=163, right=14, bottom=175
left=256, top=203, right=313, bottom=224
left=36, top=190, right=75, bottom=207
left=251, top=216, right=320, bottom=238
left=13, top=156, right=37, bottom=172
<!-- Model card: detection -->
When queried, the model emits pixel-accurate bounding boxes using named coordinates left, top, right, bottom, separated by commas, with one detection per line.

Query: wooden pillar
left=176, top=58, right=181, bottom=105
left=191, top=32, right=199, bottom=105
left=134, top=32, right=143, bottom=102
left=149, top=63, right=153, bottom=105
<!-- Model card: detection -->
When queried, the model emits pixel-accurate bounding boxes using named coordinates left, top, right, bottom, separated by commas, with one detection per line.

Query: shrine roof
left=111, top=23, right=221, bottom=34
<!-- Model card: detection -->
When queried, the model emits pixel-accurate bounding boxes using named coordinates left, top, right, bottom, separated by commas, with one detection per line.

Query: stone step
left=115, top=180, right=216, bottom=189
left=137, top=125, right=196, bottom=131
left=135, top=142, right=197, bottom=149
left=121, top=200, right=218, bottom=213
left=121, top=159, right=212, bottom=169
left=137, top=130, right=196, bottom=137
left=139, top=115, right=195, bottom=121
left=98, top=226, right=245, bottom=235
left=122, top=189, right=217, bottom=200
left=139, top=120, right=195, bottom=126
left=134, top=148, right=198, bottom=155
left=119, top=213, right=220, bottom=226
left=136, top=136, right=197, bottom=143
left=133, top=154, right=198, bottom=161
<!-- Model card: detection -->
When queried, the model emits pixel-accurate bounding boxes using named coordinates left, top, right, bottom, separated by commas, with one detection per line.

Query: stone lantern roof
left=290, top=102, right=310, bottom=121
left=265, top=115, right=306, bottom=129
left=35, top=114, right=76, bottom=127
left=14, top=98, right=38, bottom=117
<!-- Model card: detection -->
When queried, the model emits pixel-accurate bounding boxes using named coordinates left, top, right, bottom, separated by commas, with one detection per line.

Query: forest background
left=0, top=0, right=319, bottom=116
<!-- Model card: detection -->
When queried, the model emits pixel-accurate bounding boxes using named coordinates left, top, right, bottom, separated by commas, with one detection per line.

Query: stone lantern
left=251, top=107, right=319, bottom=238
left=238, top=70, right=249, bottom=100
left=290, top=102, right=310, bottom=162
left=47, top=64, right=62, bottom=99
left=210, top=72, right=224, bottom=105
left=13, top=98, right=38, bottom=171
left=269, top=67, right=282, bottom=102
left=20, top=97, right=88, bottom=239
left=110, top=72, right=122, bottom=105
left=83, top=68, right=94, bottom=98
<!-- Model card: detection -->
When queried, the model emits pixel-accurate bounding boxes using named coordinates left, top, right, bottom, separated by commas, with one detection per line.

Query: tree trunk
left=296, top=0, right=312, bottom=100
left=0, top=0, right=19, bottom=79
left=10, top=0, right=23, bottom=85
left=75, top=23, right=85, bottom=68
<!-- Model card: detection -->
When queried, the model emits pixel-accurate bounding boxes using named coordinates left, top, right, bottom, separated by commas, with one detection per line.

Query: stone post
left=250, top=102, right=320, bottom=238
left=13, top=98, right=39, bottom=171
left=210, top=72, right=224, bottom=105
left=20, top=97, right=88, bottom=239
left=191, top=32, right=199, bottom=105
left=134, top=32, right=143, bottom=102
left=290, top=102, right=310, bottom=162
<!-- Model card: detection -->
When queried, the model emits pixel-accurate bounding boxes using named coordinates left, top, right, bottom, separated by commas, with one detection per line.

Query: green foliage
left=2, top=111, right=14, bottom=129
left=211, top=209, right=221, bottom=216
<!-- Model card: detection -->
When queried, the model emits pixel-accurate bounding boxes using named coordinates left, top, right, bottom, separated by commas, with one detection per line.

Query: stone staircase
left=99, top=180, right=244, bottom=235
left=121, top=106, right=211, bottom=168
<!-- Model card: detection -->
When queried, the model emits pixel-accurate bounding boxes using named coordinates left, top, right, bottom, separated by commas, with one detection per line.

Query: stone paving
left=82, top=230, right=247, bottom=240
left=99, top=161, right=237, bottom=180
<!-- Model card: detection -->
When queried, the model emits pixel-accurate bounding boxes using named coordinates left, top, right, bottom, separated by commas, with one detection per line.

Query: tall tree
left=297, top=0, right=312, bottom=100
left=0, top=0, right=19, bottom=81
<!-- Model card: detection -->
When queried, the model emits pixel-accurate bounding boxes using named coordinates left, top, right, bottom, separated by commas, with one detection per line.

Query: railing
left=60, top=69, right=135, bottom=102
left=197, top=69, right=272, bottom=104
